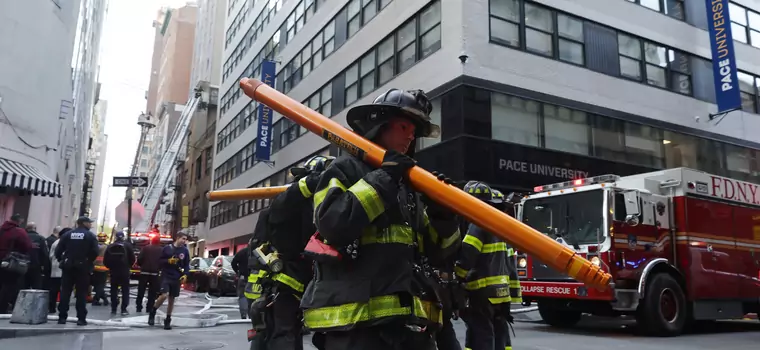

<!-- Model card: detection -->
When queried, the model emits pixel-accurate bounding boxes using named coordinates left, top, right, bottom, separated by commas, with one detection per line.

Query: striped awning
left=0, top=158, right=62, bottom=198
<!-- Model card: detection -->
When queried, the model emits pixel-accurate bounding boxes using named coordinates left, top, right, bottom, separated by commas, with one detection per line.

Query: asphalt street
left=2, top=285, right=757, bottom=350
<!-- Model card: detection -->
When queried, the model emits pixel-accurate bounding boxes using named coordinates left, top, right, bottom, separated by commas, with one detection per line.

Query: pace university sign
left=255, top=59, right=277, bottom=161
left=705, top=0, right=742, bottom=114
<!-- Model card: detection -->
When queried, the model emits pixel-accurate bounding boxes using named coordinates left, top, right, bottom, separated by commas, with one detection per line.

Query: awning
left=0, top=158, right=62, bottom=198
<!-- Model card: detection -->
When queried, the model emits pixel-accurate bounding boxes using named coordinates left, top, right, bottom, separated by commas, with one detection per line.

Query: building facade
left=207, top=0, right=760, bottom=255
left=0, top=0, right=106, bottom=235
left=137, top=5, right=198, bottom=201
left=82, top=98, right=109, bottom=221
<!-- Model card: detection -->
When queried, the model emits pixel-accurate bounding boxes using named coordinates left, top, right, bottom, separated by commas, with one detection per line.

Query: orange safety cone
left=236, top=77, right=612, bottom=291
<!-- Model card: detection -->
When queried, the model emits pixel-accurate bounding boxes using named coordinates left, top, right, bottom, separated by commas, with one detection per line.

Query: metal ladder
left=136, top=95, right=201, bottom=231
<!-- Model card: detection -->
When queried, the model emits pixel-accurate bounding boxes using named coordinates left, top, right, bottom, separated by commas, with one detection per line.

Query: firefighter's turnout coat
left=300, top=155, right=461, bottom=332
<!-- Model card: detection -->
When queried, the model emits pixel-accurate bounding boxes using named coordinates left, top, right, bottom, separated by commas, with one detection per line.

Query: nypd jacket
left=54, top=227, right=99, bottom=267
left=300, top=155, right=461, bottom=332
left=455, top=224, right=521, bottom=304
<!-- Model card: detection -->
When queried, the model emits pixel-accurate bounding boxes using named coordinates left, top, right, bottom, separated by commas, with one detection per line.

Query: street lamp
left=126, top=112, right=156, bottom=240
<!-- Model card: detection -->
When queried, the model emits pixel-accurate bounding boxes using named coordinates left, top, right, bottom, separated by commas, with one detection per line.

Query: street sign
left=113, top=176, right=149, bottom=187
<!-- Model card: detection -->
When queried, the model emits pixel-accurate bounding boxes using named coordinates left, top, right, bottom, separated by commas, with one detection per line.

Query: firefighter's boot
left=164, top=316, right=172, bottom=330
left=148, top=310, right=156, bottom=326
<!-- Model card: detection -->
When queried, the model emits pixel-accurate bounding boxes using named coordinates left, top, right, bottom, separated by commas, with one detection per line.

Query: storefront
left=416, top=135, right=655, bottom=193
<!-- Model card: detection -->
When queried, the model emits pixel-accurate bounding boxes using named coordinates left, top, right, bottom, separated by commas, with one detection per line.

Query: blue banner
left=705, top=0, right=742, bottom=113
left=255, top=59, right=277, bottom=161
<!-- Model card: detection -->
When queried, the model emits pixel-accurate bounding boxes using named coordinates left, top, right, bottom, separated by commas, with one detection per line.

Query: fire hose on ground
left=207, top=77, right=611, bottom=291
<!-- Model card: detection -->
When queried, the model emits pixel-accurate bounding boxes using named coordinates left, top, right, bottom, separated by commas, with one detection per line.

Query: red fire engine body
left=515, top=167, right=760, bottom=336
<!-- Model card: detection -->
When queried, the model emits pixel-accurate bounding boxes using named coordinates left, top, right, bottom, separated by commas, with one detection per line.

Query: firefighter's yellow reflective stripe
left=454, top=266, right=469, bottom=279
left=463, top=235, right=483, bottom=252
left=488, top=296, right=512, bottom=304
left=272, top=273, right=305, bottom=293
left=414, top=298, right=443, bottom=324
left=440, top=229, right=461, bottom=250
left=423, top=213, right=437, bottom=243
left=247, top=270, right=267, bottom=283
left=482, top=242, right=507, bottom=253
left=509, top=280, right=520, bottom=288
left=506, top=347, right=513, bottom=350
left=347, top=179, right=385, bottom=222
left=245, top=270, right=267, bottom=299
left=303, top=295, right=441, bottom=329
left=314, top=178, right=347, bottom=207
left=298, top=177, right=313, bottom=198
left=360, top=225, right=414, bottom=245
left=464, top=275, right=510, bottom=290
left=507, top=248, right=515, bottom=257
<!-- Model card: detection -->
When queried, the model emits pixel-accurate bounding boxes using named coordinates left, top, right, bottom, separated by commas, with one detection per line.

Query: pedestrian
left=55, top=216, right=99, bottom=325
left=457, top=182, right=517, bottom=350
left=150, top=232, right=190, bottom=329
left=47, top=226, right=62, bottom=250
left=91, top=232, right=110, bottom=306
left=230, top=243, right=250, bottom=319
left=24, top=222, right=50, bottom=290
left=0, top=213, right=33, bottom=314
left=47, top=228, right=69, bottom=313
left=103, top=231, right=135, bottom=316
left=136, top=235, right=162, bottom=314
left=302, top=88, right=461, bottom=350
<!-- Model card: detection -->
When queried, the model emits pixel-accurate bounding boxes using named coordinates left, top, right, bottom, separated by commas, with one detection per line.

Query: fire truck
left=129, top=229, right=174, bottom=278
left=514, top=167, right=760, bottom=336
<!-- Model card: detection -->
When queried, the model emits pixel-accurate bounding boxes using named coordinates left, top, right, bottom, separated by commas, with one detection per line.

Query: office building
left=207, top=0, right=760, bottom=255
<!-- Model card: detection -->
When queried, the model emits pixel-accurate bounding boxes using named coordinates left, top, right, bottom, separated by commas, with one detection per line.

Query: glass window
left=377, top=36, right=395, bottom=85
left=557, top=14, right=584, bottom=65
left=420, top=2, right=442, bottom=58
left=524, top=3, right=554, bottom=56
left=624, top=123, right=664, bottom=168
left=491, top=93, right=540, bottom=147
left=618, top=34, right=642, bottom=80
left=738, top=72, right=757, bottom=113
left=418, top=98, right=442, bottom=150
left=544, top=104, right=590, bottom=155
left=591, top=117, right=625, bottom=160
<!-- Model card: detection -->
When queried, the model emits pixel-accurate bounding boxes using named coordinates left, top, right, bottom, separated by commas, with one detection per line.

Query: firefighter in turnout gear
left=301, top=88, right=461, bottom=350
left=91, top=232, right=109, bottom=306
left=245, top=155, right=334, bottom=350
left=457, top=182, right=520, bottom=350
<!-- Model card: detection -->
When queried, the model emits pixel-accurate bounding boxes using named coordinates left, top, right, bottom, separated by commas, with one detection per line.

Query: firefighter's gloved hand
left=304, top=172, right=321, bottom=193
left=430, top=171, right=455, bottom=185
left=179, top=275, right=187, bottom=284
left=380, top=150, right=416, bottom=182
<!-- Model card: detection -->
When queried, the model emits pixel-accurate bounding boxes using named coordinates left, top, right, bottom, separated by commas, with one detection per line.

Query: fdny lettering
left=71, top=232, right=85, bottom=240
left=521, top=285, right=573, bottom=295
left=710, top=176, right=760, bottom=205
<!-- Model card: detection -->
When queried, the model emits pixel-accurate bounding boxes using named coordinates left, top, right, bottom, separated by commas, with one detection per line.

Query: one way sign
left=113, top=176, right=149, bottom=187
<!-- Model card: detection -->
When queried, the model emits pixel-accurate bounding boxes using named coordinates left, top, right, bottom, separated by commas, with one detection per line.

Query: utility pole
left=127, top=112, right=156, bottom=240
left=100, top=184, right=111, bottom=232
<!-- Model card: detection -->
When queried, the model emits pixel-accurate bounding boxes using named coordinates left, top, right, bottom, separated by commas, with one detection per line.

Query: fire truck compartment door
left=684, top=198, right=739, bottom=301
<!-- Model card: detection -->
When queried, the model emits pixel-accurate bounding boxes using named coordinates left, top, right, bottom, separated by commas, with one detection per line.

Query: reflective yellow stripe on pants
left=303, top=295, right=442, bottom=330
left=244, top=270, right=267, bottom=300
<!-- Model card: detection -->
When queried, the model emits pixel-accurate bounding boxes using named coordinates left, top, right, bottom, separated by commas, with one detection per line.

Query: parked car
left=205, top=255, right=237, bottom=296
left=184, top=257, right=214, bottom=292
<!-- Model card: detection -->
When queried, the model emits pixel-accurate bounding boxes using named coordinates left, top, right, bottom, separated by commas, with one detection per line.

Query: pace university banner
left=705, top=0, right=742, bottom=114
left=255, top=59, right=277, bottom=161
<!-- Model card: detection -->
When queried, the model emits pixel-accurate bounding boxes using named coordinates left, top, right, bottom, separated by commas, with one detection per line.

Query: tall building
left=0, top=0, right=106, bottom=235
left=87, top=99, right=109, bottom=222
left=175, top=0, right=227, bottom=255
left=136, top=4, right=198, bottom=201
left=207, top=0, right=760, bottom=255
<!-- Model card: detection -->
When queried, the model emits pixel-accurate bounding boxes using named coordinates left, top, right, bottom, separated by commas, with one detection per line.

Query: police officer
left=456, top=182, right=517, bottom=350
left=245, top=155, right=333, bottom=350
left=54, top=216, right=99, bottom=326
left=91, top=232, right=109, bottom=306
left=302, top=88, right=461, bottom=350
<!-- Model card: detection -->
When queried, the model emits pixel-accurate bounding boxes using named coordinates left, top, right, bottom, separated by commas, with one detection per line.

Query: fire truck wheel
left=537, top=302, right=582, bottom=328
left=636, top=272, right=686, bottom=337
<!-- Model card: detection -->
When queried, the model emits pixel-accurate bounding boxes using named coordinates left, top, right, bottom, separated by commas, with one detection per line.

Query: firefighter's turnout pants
left=464, top=296, right=512, bottom=350
left=245, top=269, right=305, bottom=350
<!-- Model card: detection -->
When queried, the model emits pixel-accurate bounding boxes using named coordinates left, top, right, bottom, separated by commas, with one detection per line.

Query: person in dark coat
left=231, top=245, right=250, bottom=319
left=55, top=216, right=99, bottom=325
left=103, top=231, right=135, bottom=316
left=136, top=235, right=163, bottom=314
left=0, top=213, right=33, bottom=313
left=24, top=222, right=50, bottom=290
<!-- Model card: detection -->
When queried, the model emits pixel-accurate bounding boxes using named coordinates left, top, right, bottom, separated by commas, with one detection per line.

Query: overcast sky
left=97, top=0, right=192, bottom=229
